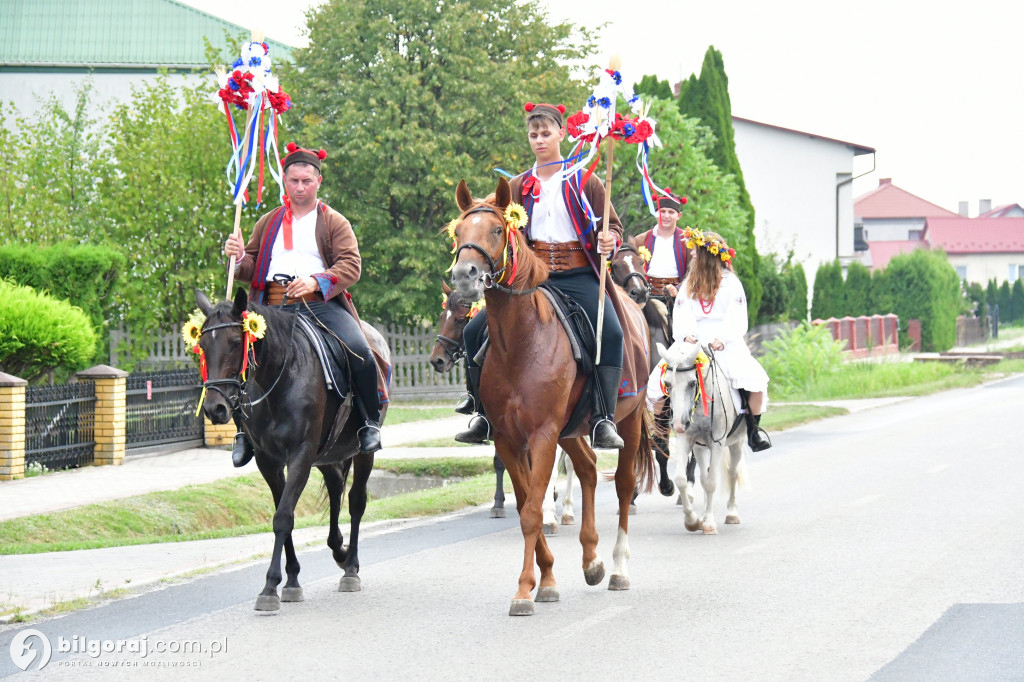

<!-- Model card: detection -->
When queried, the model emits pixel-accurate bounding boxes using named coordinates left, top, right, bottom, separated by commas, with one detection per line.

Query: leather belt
left=529, top=240, right=590, bottom=271
left=648, top=276, right=681, bottom=297
left=266, top=282, right=321, bottom=305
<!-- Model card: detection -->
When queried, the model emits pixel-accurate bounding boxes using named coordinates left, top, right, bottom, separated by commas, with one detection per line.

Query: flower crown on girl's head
left=682, top=227, right=736, bottom=262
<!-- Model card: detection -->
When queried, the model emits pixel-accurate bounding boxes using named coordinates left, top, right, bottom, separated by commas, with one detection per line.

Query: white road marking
left=851, top=493, right=882, bottom=507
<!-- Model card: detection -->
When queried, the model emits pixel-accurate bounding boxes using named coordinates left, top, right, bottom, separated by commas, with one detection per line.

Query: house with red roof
left=854, top=179, right=1024, bottom=283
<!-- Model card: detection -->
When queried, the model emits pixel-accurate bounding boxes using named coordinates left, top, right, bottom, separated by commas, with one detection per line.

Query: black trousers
left=464, top=267, right=624, bottom=370
left=297, top=298, right=380, bottom=420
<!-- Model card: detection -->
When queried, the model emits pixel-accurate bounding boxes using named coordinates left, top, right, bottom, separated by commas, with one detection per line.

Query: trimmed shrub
left=811, top=259, right=843, bottom=320
left=843, top=261, right=872, bottom=317
left=885, top=249, right=961, bottom=351
left=760, top=321, right=845, bottom=398
left=998, top=281, right=1012, bottom=322
left=0, top=243, right=123, bottom=362
left=870, top=268, right=895, bottom=314
left=756, top=254, right=789, bottom=323
left=0, top=280, right=98, bottom=382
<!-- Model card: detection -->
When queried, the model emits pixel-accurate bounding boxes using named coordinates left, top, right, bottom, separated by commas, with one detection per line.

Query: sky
left=182, top=0, right=1024, bottom=216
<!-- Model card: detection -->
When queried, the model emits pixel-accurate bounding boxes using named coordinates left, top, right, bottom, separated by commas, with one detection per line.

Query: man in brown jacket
left=223, top=144, right=382, bottom=464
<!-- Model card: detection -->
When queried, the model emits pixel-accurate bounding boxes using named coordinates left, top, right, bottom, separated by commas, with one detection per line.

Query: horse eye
left=688, top=380, right=697, bottom=388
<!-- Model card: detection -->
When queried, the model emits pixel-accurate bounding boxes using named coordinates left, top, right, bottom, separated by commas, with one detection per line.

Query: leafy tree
left=0, top=83, right=109, bottom=245
left=843, top=261, right=871, bottom=317
left=287, top=0, right=595, bottom=325
left=870, top=267, right=894, bottom=315
left=755, top=253, right=787, bottom=323
left=886, top=249, right=961, bottom=351
left=1011, top=279, right=1024, bottom=323
left=811, top=259, right=843, bottom=320
left=634, top=74, right=672, bottom=100
left=676, top=46, right=761, bottom=320
left=786, top=262, right=809, bottom=322
left=964, top=281, right=986, bottom=317
left=998, top=281, right=1012, bottom=323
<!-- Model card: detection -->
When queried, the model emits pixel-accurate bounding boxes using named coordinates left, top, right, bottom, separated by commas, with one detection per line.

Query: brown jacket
left=235, top=201, right=361, bottom=318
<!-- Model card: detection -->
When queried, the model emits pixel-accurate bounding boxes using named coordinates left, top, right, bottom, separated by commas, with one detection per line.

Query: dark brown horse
left=449, top=177, right=655, bottom=616
left=196, top=289, right=388, bottom=611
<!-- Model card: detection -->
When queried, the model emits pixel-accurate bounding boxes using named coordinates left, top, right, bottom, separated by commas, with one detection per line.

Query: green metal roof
left=0, top=0, right=293, bottom=69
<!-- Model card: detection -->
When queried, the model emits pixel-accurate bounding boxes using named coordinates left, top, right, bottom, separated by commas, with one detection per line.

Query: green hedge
left=810, top=259, right=844, bottom=320
left=885, top=249, right=960, bottom=351
left=0, top=243, right=123, bottom=362
left=0, top=280, right=98, bottom=382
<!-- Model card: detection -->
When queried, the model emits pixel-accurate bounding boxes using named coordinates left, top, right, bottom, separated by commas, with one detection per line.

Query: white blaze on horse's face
left=623, top=254, right=637, bottom=272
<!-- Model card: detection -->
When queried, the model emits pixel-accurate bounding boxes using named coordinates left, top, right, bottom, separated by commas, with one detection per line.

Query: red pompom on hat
left=283, top=142, right=327, bottom=172
left=524, top=102, right=566, bottom=126
left=657, top=189, right=684, bottom=213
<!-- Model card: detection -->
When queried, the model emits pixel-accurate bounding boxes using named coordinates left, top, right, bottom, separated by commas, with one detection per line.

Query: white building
left=731, top=116, right=875, bottom=285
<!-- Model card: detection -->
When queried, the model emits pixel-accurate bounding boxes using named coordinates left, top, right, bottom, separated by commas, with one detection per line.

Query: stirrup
left=357, top=422, right=382, bottom=454
left=454, top=392, right=475, bottom=415
left=748, top=427, right=771, bottom=452
left=455, top=415, right=491, bottom=444
left=590, top=418, right=624, bottom=450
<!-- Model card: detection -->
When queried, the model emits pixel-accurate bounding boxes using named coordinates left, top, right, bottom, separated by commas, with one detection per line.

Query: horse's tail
left=634, top=405, right=658, bottom=494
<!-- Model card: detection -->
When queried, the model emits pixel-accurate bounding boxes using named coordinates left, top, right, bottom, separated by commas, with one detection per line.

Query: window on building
left=909, top=229, right=923, bottom=240
left=1011, top=264, right=1022, bottom=282
left=955, top=265, right=967, bottom=281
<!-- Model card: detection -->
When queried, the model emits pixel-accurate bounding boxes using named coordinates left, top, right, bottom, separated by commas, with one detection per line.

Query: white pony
left=658, top=341, right=747, bottom=534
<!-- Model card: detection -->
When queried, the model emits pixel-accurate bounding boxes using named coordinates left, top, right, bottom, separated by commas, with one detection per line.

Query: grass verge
left=760, top=404, right=848, bottom=430
left=384, top=405, right=454, bottom=425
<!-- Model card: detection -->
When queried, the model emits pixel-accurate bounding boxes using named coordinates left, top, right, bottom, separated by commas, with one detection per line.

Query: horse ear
left=196, top=289, right=214, bottom=316
left=232, top=287, right=248, bottom=316
left=455, top=179, right=474, bottom=212
left=494, top=177, right=512, bottom=211
left=441, top=279, right=452, bottom=296
left=656, top=342, right=669, bottom=361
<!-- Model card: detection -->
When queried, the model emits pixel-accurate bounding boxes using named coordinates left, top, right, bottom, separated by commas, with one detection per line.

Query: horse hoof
left=543, top=522, right=558, bottom=536
left=702, top=524, right=718, bottom=535
left=254, top=594, right=280, bottom=612
left=536, top=586, right=560, bottom=602
left=509, top=599, right=535, bottom=616
left=281, top=587, right=304, bottom=602
left=659, top=481, right=676, bottom=497
left=684, top=515, right=701, bottom=532
left=338, top=576, right=361, bottom=592
left=490, top=508, right=506, bottom=519
left=725, top=514, right=741, bottom=525
left=584, top=561, right=606, bottom=586
left=608, top=574, right=630, bottom=591
left=560, top=513, right=575, bottom=526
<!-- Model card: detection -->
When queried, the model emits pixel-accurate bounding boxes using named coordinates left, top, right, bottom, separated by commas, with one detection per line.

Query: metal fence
left=25, top=382, right=95, bottom=470
left=126, top=369, right=204, bottom=451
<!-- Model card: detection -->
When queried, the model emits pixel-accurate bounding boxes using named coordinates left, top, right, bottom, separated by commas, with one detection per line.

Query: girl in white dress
left=650, top=229, right=771, bottom=451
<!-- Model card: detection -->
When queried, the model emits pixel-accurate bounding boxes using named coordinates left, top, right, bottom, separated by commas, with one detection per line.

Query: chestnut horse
left=449, top=177, right=655, bottom=616
left=429, top=282, right=578, bottom=530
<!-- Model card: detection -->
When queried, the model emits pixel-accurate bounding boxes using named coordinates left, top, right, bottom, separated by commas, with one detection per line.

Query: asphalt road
left=3, top=375, right=1023, bottom=681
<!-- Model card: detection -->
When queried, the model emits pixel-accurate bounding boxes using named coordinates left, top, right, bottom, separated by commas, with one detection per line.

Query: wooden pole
left=595, top=137, right=615, bottom=364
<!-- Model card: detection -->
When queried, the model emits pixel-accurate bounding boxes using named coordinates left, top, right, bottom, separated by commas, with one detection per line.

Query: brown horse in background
left=449, top=177, right=655, bottom=616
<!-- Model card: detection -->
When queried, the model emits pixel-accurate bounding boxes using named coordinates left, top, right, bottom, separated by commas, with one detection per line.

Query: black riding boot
left=455, top=366, right=491, bottom=444
left=454, top=366, right=476, bottom=415
left=231, top=412, right=254, bottom=467
left=591, top=366, right=625, bottom=450
left=353, top=363, right=382, bottom=454
left=745, top=413, right=772, bottom=452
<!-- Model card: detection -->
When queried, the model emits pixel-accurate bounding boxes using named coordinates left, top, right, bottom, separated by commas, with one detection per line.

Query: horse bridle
left=614, top=244, right=652, bottom=296
left=668, top=346, right=728, bottom=444
left=434, top=331, right=465, bottom=364
left=199, top=313, right=297, bottom=417
left=452, top=205, right=538, bottom=296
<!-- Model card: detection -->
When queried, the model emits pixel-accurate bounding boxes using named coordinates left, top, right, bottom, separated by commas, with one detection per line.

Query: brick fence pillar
left=204, top=418, right=235, bottom=448
left=77, top=365, right=128, bottom=467
left=0, top=372, right=27, bottom=480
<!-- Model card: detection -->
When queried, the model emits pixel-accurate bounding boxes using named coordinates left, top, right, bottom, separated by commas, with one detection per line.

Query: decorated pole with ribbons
left=215, top=30, right=292, bottom=298
left=564, top=56, right=671, bottom=363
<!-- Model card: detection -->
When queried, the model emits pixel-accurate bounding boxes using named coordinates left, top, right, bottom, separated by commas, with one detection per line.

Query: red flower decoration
left=566, top=111, right=590, bottom=138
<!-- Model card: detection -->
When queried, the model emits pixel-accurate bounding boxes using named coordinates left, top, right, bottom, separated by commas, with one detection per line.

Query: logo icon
left=9, top=629, right=52, bottom=671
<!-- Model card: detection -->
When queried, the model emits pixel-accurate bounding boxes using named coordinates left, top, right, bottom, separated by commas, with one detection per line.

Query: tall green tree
left=676, top=46, right=761, bottom=320
left=786, top=262, right=809, bottom=322
left=886, top=249, right=961, bottom=351
left=1011, top=279, right=1024, bottom=323
left=844, top=261, right=872, bottom=317
left=811, top=259, right=843, bottom=320
left=998, top=281, right=1012, bottom=322
left=634, top=74, right=672, bottom=100
left=288, top=0, right=595, bottom=325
